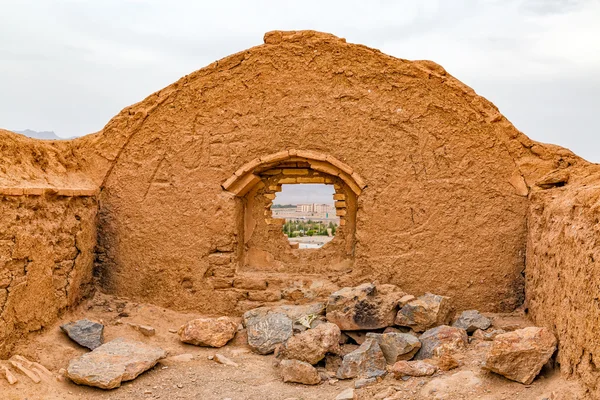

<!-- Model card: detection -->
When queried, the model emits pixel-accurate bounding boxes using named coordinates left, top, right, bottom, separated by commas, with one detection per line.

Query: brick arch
left=221, top=149, right=367, bottom=197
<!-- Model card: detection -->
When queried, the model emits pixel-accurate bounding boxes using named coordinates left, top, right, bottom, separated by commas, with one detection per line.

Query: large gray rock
left=395, top=293, right=452, bottom=333
left=243, top=309, right=293, bottom=355
left=452, top=310, right=491, bottom=333
left=336, top=338, right=387, bottom=379
left=483, top=327, right=557, bottom=384
left=366, top=332, right=421, bottom=364
left=277, top=322, right=341, bottom=364
left=415, top=325, right=468, bottom=360
left=66, top=338, right=166, bottom=389
left=279, top=359, right=321, bottom=385
left=326, top=283, right=404, bottom=330
left=60, top=319, right=104, bottom=350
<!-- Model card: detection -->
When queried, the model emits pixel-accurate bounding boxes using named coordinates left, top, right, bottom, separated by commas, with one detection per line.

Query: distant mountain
left=14, top=129, right=62, bottom=140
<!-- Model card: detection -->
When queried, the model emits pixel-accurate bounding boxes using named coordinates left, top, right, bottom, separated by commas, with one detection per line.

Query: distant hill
left=14, top=129, right=62, bottom=140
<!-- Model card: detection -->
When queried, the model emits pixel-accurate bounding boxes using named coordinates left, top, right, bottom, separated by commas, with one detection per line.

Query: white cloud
left=0, top=0, right=598, bottom=161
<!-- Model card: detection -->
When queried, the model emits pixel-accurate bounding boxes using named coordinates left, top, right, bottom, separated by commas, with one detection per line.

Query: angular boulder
left=452, top=310, right=491, bottom=333
left=415, top=325, right=468, bottom=360
left=279, top=359, right=321, bottom=385
left=366, top=332, right=421, bottom=364
left=66, top=338, right=166, bottom=389
left=326, top=283, right=404, bottom=330
left=277, top=322, right=341, bottom=364
left=391, top=360, right=438, bottom=377
left=178, top=316, right=237, bottom=347
left=336, top=338, right=387, bottom=379
left=395, top=293, right=452, bottom=332
left=483, top=327, right=557, bottom=384
left=60, top=319, right=104, bottom=350
left=243, top=309, right=293, bottom=354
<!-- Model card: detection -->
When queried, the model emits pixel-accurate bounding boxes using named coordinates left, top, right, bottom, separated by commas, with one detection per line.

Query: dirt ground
left=0, top=293, right=586, bottom=400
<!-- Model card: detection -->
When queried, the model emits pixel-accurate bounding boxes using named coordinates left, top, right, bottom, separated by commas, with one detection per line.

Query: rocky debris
left=395, top=293, right=452, bottom=332
left=452, top=310, right=491, bottom=333
left=214, top=354, right=239, bottom=367
left=472, top=328, right=506, bottom=341
left=128, top=323, right=156, bottom=336
left=60, top=319, right=104, bottom=350
left=243, top=309, right=294, bottom=354
left=337, top=338, right=387, bottom=379
left=66, top=337, right=166, bottom=389
left=277, top=322, right=341, bottom=364
left=415, top=325, right=468, bottom=360
left=1, top=364, right=18, bottom=384
left=366, top=332, right=421, bottom=364
left=178, top=316, right=237, bottom=347
left=326, top=283, right=404, bottom=330
left=391, top=360, right=438, bottom=377
left=335, top=388, right=356, bottom=400
left=279, top=359, right=320, bottom=385
left=483, top=327, right=557, bottom=384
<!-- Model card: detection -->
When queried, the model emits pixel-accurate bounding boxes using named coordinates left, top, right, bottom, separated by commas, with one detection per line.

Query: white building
left=296, top=203, right=334, bottom=213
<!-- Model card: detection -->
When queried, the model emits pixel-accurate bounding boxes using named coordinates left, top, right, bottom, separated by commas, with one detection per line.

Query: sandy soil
left=0, top=293, right=586, bottom=400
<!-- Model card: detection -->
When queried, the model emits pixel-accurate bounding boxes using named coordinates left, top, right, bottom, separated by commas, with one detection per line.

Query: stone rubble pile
left=31, top=283, right=556, bottom=396
left=236, top=282, right=558, bottom=394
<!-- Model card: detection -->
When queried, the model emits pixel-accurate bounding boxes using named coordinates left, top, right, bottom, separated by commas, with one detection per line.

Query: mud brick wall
left=526, top=179, right=600, bottom=398
left=0, top=190, right=97, bottom=357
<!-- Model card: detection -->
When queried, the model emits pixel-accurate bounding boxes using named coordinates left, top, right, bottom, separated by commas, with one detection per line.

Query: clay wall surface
left=0, top=192, right=97, bottom=357
left=527, top=166, right=600, bottom=398
left=89, top=31, right=565, bottom=314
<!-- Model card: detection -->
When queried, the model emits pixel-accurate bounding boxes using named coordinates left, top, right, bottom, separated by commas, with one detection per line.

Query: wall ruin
left=526, top=167, right=600, bottom=398
left=0, top=189, right=97, bottom=357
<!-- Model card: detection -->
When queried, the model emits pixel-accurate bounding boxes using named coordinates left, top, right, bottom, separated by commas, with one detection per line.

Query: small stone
left=335, top=388, right=356, bottom=400
left=391, top=360, right=438, bottom=377
left=395, top=293, right=452, bottom=333
left=434, top=353, right=459, bottom=371
left=415, top=325, right=468, bottom=360
left=452, top=310, right=491, bottom=333
left=2, top=365, right=18, bottom=384
left=276, top=322, right=341, bottom=364
left=66, top=338, right=166, bottom=389
left=243, top=309, right=293, bottom=354
left=483, top=327, right=557, bottom=384
left=178, top=317, right=237, bottom=347
left=128, top=323, right=156, bottom=337
left=326, top=283, right=405, bottom=330
left=214, top=354, right=238, bottom=367
left=279, top=359, right=320, bottom=385
left=337, top=338, right=387, bottom=379
left=168, top=328, right=177, bottom=333
left=60, top=319, right=104, bottom=350
left=366, top=332, right=421, bottom=364
left=354, top=377, right=377, bottom=388
left=472, top=328, right=506, bottom=341
left=9, top=358, right=41, bottom=383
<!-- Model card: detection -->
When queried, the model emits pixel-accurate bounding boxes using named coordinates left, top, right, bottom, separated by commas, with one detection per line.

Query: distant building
left=296, top=203, right=334, bottom=213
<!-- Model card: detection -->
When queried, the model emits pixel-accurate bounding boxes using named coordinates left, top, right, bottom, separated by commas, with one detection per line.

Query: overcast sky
left=1, top=0, right=599, bottom=166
